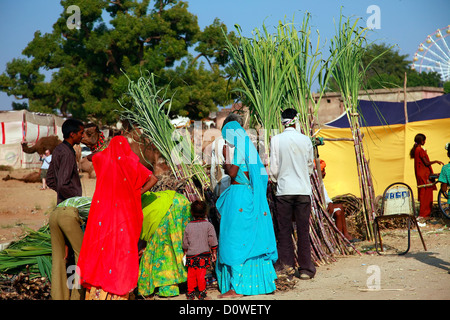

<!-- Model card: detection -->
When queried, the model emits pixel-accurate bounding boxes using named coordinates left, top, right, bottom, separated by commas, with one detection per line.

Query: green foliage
left=444, top=81, right=450, bottom=94
left=0, top=0, right=237, bottom=124
left=120, top=72, right=209, bottom=201
left=0, top=225, right=52, bottom=280
left=327, top=42, right=443, bottom=91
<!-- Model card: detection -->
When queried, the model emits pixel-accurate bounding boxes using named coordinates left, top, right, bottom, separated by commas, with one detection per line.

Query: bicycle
left=437, top=187, right=449, bottom=219
left=422, top=173, right=450, bottom=219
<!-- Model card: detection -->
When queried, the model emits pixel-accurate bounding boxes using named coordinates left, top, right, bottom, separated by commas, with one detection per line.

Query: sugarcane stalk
left=224, top=12, right=360, bottom=267
left=120, top=73, right=210, bottom=202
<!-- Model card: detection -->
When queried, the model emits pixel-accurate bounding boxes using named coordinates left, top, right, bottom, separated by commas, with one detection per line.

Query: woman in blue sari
left=216, top=120, right=278, bottom=298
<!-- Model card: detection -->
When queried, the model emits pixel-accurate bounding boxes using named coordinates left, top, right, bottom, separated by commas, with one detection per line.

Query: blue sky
left=0, top=0, right=449, bottom=111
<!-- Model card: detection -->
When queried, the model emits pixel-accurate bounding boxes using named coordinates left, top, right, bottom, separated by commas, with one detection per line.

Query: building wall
left=315, top=86, right=444, bottom=127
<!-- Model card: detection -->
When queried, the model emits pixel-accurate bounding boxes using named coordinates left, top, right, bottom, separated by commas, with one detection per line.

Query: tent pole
left=404, top=72, right=408, bottom=123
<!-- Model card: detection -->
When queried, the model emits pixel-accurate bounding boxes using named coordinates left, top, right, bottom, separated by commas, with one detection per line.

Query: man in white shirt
left=269, top=108, right=316, bottom=280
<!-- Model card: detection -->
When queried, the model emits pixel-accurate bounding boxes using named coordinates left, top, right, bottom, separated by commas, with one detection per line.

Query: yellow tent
left=318, top=95, right=450, bottom=201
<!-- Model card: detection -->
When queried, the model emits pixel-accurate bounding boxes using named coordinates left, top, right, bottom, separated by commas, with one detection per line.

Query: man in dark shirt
left=46, top=119, right=84, bottom=204
left=46, top=118, right=85, bottom=300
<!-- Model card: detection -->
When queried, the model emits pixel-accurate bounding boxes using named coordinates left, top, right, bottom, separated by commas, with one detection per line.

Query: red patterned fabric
left=77, top=136, right=152, bottom=295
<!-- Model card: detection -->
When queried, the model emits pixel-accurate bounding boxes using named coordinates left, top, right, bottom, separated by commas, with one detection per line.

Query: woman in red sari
left=77, top=135, right=158, bottom=299
left=410, top=134, right=443, bottom=219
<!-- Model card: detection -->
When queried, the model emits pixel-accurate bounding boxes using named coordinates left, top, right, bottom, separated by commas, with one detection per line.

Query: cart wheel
left=437, top=189, right=450, bottom=219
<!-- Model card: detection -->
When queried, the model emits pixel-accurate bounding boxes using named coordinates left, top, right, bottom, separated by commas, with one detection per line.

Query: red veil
left=77, top=135, right=152, bottom=295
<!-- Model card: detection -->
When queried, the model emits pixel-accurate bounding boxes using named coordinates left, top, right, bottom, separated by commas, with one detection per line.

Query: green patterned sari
left=137, top=192, right=191, bottom=297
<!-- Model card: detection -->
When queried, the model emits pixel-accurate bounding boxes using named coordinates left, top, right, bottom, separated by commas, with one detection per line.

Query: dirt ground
left=1, top=168, right=449, bottom=300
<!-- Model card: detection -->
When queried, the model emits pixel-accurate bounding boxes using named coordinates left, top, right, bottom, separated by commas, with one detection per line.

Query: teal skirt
left=215, top=182, right=277, bottom=296
left=216, top=254, right=277, bottom=295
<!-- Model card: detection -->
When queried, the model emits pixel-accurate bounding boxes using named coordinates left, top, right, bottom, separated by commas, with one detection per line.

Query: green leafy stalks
left=0, top=225, right=52, bottom=280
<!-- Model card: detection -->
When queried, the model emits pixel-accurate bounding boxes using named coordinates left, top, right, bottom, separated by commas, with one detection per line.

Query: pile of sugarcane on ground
left=0, top=272, right=51, bottom=300
left=0, top=225, right=52, bottom=300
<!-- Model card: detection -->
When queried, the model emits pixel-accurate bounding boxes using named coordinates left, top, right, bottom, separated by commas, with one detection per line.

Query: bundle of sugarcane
left=310, top=171, right=360, bottom=263
left=328, top=13, right=390, bottom=241
left=222, top=21, right=298, bottom=152
left=0, top=271, right=50, bottom=300
left=282, top=13, right=359, bottom=262
left=0, top=225, right=52, bottom=281
left=150, top=170, right=187, bottom=195
left=119, top=73, right=210, bottom=202
left=223, top=13, right=359, bottom=265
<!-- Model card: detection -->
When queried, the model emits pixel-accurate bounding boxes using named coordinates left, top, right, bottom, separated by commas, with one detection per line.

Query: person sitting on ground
left=320, top=159, right=355, bottom=242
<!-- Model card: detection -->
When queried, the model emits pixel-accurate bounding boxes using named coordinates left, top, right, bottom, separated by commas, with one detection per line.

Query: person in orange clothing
left=410, top=133, right=443, bottom=220
left=320, top=160, right=354, bottom=242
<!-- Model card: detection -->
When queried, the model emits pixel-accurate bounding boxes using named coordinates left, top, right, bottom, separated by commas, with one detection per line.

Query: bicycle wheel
left=437, top=189, right=450, bottom=219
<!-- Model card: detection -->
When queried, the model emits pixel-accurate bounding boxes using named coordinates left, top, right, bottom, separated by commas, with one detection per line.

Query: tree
left=327, top=43, right=443, bottom=91
left=444, top=81, right=450, bottom=94
left=0, top=0, right=237, bottom=124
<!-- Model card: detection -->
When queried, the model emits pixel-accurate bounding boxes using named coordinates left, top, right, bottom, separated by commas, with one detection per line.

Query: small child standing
left=182, top=200, right=218, bottom=300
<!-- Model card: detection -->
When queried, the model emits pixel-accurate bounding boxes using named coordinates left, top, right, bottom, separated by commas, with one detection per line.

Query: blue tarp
left=325, top=94, right=450, bottom=128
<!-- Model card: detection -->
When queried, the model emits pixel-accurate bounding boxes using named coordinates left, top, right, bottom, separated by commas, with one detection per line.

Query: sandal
left=186, top=292, right=196, bottom=300
left=198, top=289, right=210, bottom=300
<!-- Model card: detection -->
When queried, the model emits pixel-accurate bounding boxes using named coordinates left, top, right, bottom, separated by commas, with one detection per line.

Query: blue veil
left=217, top=121, right=277, bottom=266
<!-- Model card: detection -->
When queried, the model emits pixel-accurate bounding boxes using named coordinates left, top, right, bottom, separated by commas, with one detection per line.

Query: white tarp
left=0, top=110, right=65, bottom=169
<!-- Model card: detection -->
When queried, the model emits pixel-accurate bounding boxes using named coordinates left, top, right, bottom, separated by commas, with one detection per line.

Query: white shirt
left=323, top=184, right=333, bottom=206
left=269, top=127, right=314, bottom=196
left=41, top=155, right=52, bottom=170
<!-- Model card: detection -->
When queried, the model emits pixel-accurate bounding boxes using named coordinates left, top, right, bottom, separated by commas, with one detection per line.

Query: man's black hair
left=62, top=119, right=84, bottom=139
left=281, top=108, right=298, bottom=120
left=222, top=113, right=244, bottom=128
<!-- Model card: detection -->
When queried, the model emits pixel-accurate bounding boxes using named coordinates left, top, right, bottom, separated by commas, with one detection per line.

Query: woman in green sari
left=137, top=190, right=191, bottom=297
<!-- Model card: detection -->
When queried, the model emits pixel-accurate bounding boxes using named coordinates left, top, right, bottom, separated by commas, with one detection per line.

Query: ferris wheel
left=412, top=25, right=450, bottom=82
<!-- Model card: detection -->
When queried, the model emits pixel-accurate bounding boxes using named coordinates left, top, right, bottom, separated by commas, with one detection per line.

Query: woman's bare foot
left=218, top=290, right=243, bottom=299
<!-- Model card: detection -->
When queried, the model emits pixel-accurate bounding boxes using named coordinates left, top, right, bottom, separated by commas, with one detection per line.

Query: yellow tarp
left=319, top=118, right=450, bottom=201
